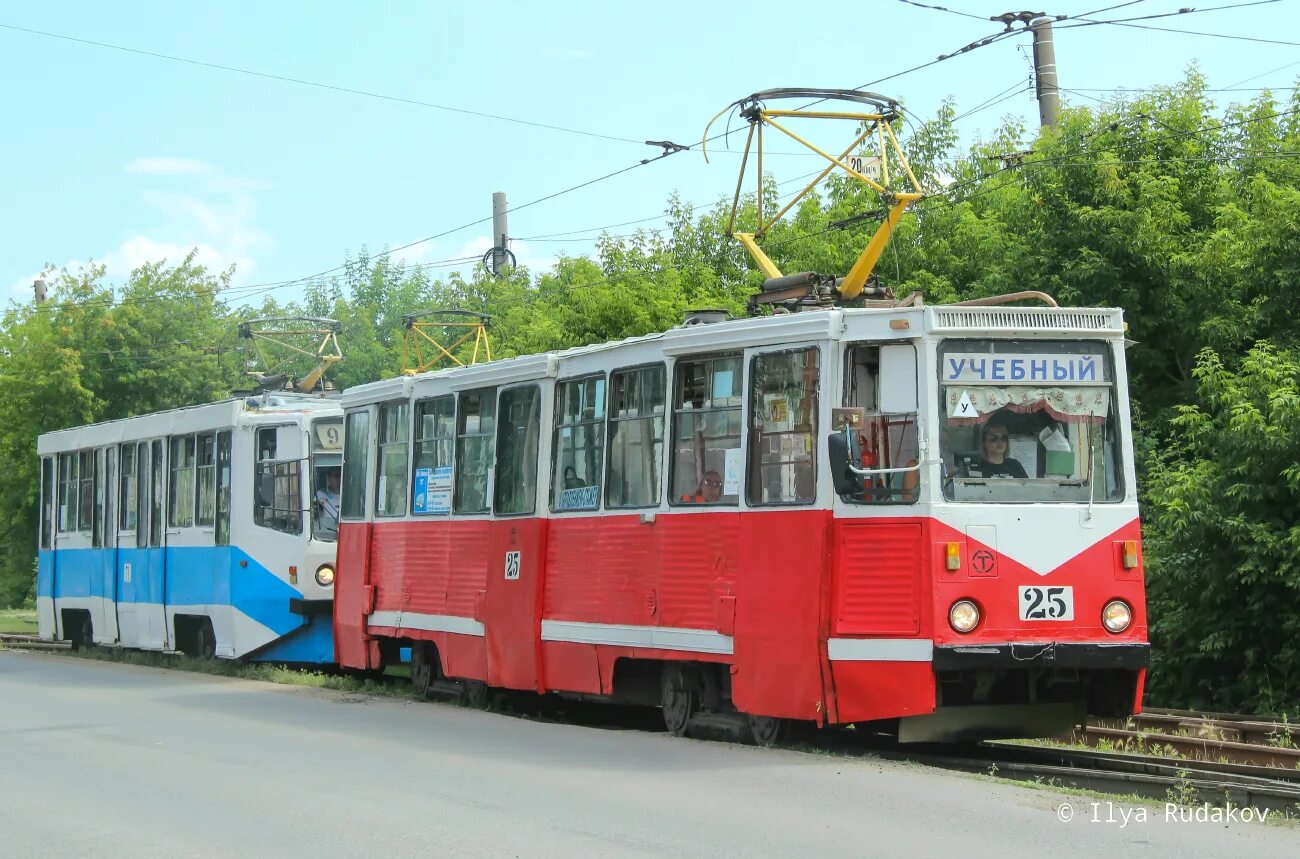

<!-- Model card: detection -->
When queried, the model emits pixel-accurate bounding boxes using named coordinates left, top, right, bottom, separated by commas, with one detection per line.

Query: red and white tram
left=333, top=301, right=1146, bottom=743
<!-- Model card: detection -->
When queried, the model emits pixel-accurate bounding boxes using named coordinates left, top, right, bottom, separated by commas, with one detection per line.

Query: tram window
left=77, top=450, right=94, bottom=534
left=57, top=452, right=76, bottom=533
left=254, top=426, right=303, bottom=535
left=375, top=402, right=410, bottom=518
left=937, top=339, right=1122, bottom=503
left=670, top=355, right=742, bottom=506
left=552, top=375, right=605, bottom=512
left=606, top=365, right=666, bottom=509
left=455, top=389, right=496, bottom=514
left=341, top=410, right=371, bottom=520
left=311, top=419, right=343, bottom=540
left=92, top=448, right=104, bottom=547
left=104, top=447, right=116, bottom=547
left=748, top=347, right=819, bottom=505
left=495, top=385, right=541, bottom=516
left=412, top=397, right=454, bottom=515
left=150, top=440, right=164, bottom=547
left=215, top=430, right=232, bottom=546
left=169, top=435, right=197, bottom=528
left=196, top=433, right=217, bottom=527
left=119, top=444, right=137, bottom=532
left=257, top=427, right=277, bottom=461
left=835, top=344, right=921, bottom=505
left=40, top=457, right=53, bottom=550
left=136, top=442, right=149, bottom=549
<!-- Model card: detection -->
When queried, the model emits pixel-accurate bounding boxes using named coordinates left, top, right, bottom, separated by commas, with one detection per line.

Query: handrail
left=948, top=291, right=1058, bottom=308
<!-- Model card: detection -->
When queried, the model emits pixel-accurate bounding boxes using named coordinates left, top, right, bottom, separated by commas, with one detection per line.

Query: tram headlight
left=948, top=599, right=980, bottom=634
left=1102, top=600, right=1132, bottom=634
left=315, top=564, right=336, bottom=588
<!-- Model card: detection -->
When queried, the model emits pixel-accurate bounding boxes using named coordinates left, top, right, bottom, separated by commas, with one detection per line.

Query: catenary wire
left=0, top=22, right=646, bottom=145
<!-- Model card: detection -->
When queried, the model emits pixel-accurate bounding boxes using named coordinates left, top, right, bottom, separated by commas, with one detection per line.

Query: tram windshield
left=938, top=339, right=1124, bottom=503
left=311, top=418, right=343, bottom=541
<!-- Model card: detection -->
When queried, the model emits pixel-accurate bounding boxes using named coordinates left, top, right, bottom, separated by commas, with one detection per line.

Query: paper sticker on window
left=950, top=390, right=979, bottom=418
left=712, top=369, right=735, bottom=403
left=723, top=447, right=742, bottom=496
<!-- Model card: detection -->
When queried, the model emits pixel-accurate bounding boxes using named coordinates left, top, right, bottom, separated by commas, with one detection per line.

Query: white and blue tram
left=35, top=394, right=343, bottom=663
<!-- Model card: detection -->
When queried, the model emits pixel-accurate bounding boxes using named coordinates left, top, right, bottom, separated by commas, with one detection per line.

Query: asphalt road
left=1, top=650, right=1296, bottom=858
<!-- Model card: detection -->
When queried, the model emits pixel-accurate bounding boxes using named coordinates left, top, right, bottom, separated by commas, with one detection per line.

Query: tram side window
left=136, top=442, right=149, bottom=549
left=606, top=365, right=666, bottom=509
left=119, top=444, right=137, bottom=531
left=375, top=402, right=410, bottom=518
left=254, top=427, right=302, bottom=535
left=40, top=457, right=53, bottom=550
left=412, top=397, right=454, bottom=515
left=57, top=452, right=76, bottom=532
left=495, top=385, right=541, bottom=516
left=150, top=439, right=164, bottom=547
left=455, top=389, right=496, bottom=514
left=341, top=410, right=371, bottom=520
left=552, top=375, right=605, bottom=512
left=92, top=448, right=104, bottom=548
left=671, top=355, right=742, bottom=505
left=196, top=433, right=217, bottom=527
left=835, top=344, right=921, bottom=505
left=77, top=450, right=94, bottom=534
left=169, top=435, right=197, bottom=528
left=215, top=430, right=232, bottom=546
left=748, top=348, right=819, bottom=505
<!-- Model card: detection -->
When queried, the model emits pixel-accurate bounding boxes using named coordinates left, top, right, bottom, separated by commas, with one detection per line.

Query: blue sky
left=2, top=1, right=1298, bottom=307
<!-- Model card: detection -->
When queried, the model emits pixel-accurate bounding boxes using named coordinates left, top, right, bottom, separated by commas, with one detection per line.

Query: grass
left=0, top=609, right=37, bottom=635
left=66, top=643, right=414, bottom=699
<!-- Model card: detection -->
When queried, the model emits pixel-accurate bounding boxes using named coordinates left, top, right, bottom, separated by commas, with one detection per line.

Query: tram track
left=0, top=632, right=70, bottom=652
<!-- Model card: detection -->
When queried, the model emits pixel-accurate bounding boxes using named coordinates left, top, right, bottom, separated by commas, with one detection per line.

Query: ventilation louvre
left=931, top=307, right=1121, bottom=332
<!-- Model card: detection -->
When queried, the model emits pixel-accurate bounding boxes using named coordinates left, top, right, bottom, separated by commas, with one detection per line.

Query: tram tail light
left=1121, top=540, right=1139, bottom=569
left=945, top=542, right=961, bottom=571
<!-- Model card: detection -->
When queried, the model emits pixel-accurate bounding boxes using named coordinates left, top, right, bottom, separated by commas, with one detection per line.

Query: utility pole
left=1030, top=17, right=1060, bottom=130
left=991, top=11, right=1061, bottom=130
left=32, top=276, right=47, bottom=303
left=491, top=191, right=509, bottom=277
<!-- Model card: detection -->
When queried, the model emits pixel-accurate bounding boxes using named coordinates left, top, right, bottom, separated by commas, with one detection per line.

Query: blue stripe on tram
left=39, top=545, right=333, bottom=662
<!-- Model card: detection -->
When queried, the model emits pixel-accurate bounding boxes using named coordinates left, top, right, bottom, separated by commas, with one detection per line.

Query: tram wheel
left=748, top=715, right=788, bottom=748
left=411, top=643, right=437, bottom=699
left=462, top=680, right=491, bottom=710
left=194, top=619, right=216, bottom=660
left=660, top=664, right=697, bottom=737
left=72, top=613, right=94, bottom=652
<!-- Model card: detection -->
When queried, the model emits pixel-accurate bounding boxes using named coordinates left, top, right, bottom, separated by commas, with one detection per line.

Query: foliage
left=1144, top=344, right=1300, bottom=712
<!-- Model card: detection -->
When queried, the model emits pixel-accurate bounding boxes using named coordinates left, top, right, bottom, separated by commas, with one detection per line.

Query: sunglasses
left=985, top=433, right=1009, bottom=442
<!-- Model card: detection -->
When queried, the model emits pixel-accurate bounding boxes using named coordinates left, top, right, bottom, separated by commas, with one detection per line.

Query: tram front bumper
left=933, top=641, right=1149, bottom=671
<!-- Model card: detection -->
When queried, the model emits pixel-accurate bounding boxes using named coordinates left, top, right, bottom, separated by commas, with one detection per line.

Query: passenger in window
left=315, top=468, right=341, bottom=535
left=563, top=465, right=583, bottom=490
left=976, top=419, right=1028, bottom=479
left=681, top=470, right=723, bottom=503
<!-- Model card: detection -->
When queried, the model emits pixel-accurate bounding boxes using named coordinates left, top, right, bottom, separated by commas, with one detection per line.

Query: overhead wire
left=0, top=22, right=645, bottom=145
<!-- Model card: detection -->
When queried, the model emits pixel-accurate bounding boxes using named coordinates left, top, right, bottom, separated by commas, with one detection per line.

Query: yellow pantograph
left=401, top=310, right=492, bottom=375
left=703, top=88, right=923, bottom=301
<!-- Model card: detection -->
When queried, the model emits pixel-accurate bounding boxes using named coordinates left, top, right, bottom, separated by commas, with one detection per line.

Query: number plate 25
left=1018, top=585, right=1074, bottom=621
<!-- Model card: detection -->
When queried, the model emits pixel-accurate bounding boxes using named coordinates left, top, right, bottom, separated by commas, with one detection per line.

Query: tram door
left=94, top=446, right=121, bottom=643
left=120, top=439, right=169, bottom=650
